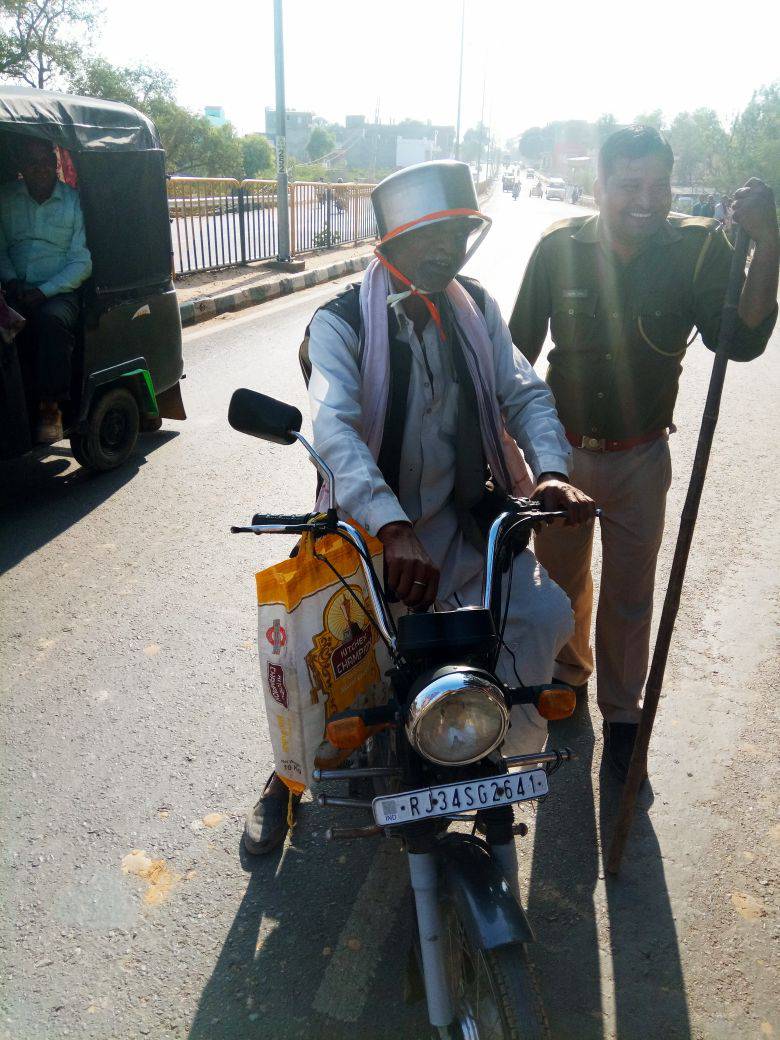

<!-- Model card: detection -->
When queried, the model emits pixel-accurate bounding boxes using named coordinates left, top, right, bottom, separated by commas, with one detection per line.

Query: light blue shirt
left=0, top=179, right=92, bottom=298
left=308, top=288, right=571, bottom=601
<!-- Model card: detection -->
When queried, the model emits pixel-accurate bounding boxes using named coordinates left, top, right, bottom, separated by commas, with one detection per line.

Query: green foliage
left=70, top=58, right=175, bottom=108
left=725, top=83, right=779, bottom=196
left=146, top=100, right=242, bottom=177
left=67, top=57, right=247, bottom=178
left=594, top=113, right=618, bottom=145
left=306, top=126, right=335, bottom=163
left=517, top=125, right=553, bottom=164
left=461, top=122, right=488, bottom=163
left=0, top=0, right=95, bottom=88
left=240, top=133, right=273, bottom=179
left=313, top=226, right=341, bottom=249
left=667, top=108, right=728, bottom=188
left=634, top=109, right=664, bottom=130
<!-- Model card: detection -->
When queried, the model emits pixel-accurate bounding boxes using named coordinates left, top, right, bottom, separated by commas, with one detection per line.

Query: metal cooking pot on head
left=371, top=160, right=491, bottom=251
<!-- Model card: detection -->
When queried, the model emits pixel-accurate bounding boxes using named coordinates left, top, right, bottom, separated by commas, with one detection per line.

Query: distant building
left=260, top=109, right=456, bottom=173
left=335, top=117, right=456, bottom=171
left=396, top=137, right=435, bottom=167
left=204, top=106, right=226, bottom=128
left=264, top=108, right=314, bottom=160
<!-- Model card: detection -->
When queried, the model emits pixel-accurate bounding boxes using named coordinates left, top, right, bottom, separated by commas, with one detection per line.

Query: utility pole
left=272, top=0, right=303, bottom=269
left=476, top=65, right=486, bottom=184
left=454, top=0, right=465, bottom=160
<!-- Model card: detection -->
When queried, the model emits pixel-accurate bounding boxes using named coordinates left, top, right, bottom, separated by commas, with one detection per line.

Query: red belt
left=566, top=429, right=666, bottom=452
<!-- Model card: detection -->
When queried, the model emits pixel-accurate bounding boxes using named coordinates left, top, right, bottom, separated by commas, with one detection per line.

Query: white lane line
left=182, top=276, right=356, bottom=342
left=312, top=839, right=408, bottom=1024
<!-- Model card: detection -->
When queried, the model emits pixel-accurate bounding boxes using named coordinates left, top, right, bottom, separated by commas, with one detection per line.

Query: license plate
left=372, top=768, right=549, bottom=827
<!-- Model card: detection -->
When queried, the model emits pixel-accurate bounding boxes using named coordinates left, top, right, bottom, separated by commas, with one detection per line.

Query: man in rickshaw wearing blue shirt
left=0, top=137, right=92, bottom=443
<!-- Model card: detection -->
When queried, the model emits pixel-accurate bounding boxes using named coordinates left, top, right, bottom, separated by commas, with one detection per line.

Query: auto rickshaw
left=0, top=86, right=185, bottom=471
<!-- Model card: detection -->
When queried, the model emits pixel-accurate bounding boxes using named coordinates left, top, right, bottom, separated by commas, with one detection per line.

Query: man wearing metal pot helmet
left=243, top=159, right=596, bottom=855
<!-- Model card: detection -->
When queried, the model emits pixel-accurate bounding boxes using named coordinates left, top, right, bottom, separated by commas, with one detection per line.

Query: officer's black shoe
left=602, top=721, right=643, bottom=783
left=243, top=772, right=301, bottom=855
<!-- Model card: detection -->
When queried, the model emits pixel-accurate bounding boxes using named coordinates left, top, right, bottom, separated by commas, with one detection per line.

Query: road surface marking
left=311, top=839, right=407, bottom=1023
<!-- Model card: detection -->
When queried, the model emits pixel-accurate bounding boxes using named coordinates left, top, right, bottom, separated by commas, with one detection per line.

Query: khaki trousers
left=534, top=437, right=672, bottom=724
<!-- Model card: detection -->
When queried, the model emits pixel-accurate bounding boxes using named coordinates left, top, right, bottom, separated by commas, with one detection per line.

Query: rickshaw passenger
left=0, top=138, right=92, bottom=443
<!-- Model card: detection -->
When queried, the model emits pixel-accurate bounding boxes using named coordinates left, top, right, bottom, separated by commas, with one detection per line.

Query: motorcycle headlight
left=405, top=667, right=509, bottom=766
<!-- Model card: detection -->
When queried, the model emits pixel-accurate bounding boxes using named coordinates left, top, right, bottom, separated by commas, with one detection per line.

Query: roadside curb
left=178, top=251, right=375, bottom=328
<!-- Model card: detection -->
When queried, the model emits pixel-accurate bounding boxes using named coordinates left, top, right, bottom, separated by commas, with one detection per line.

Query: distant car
left=529, top=181, right=543, bottom=198
left=526, top=169, right=535, bottom=179
left=502, top=174, right=514, bottom=192
left=545, top=178, right=566, bottom=201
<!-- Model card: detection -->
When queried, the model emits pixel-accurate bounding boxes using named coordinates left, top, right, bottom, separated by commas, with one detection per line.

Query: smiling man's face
left=596, top=154, right=672, bottom=245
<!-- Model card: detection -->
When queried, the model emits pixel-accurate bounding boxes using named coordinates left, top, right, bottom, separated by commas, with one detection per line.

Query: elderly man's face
left=596, top=154, right=672, bottom=245
left=381, top=218, right=472, bottom=292
left=18, top=140, right=58, bottom=201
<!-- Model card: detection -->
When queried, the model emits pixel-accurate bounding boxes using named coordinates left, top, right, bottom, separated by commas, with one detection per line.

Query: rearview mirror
left=228, top=388, right=302, bottom=446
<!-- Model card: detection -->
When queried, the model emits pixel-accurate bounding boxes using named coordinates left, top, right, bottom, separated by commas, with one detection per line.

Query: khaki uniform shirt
left=509, top=214, right=776, bottom=441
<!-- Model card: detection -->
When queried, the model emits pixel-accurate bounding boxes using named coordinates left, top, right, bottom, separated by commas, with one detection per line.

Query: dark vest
left=299, top=276, right=508, bottom=548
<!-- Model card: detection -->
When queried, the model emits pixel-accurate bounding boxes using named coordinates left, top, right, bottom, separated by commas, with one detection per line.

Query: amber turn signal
left=325, top=716, right=390, bottom=751
left=536, top=684, right=577, bottom=721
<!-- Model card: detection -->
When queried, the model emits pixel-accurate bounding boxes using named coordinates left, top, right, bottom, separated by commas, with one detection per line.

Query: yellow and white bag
left=255, top=527, right=390, bottom=794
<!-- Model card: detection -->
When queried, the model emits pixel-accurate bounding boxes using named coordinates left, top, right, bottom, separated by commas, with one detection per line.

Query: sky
left=96, top=0, right=779, bottom=140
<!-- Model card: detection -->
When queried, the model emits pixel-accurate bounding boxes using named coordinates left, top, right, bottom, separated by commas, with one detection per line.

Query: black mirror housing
left=228, top=388, right=302, bottom=446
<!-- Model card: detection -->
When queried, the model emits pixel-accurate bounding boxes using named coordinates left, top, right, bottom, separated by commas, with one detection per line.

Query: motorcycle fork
left=407, top=850, right=455, bottom=1033
left=480, top=803, right=522, bottom=905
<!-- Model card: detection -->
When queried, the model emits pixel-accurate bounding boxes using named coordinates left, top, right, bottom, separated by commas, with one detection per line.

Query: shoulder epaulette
left=669, top=215, right=720, bottom=234
left=540, top=216, right=590, bottom=239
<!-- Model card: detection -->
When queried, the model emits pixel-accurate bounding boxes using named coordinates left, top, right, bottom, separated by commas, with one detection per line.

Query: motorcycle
left=229, top=387, right=585, bottom=1040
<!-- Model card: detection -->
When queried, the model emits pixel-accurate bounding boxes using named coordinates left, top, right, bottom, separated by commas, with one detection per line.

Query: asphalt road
left=1, top=185, right=778, bottom=1040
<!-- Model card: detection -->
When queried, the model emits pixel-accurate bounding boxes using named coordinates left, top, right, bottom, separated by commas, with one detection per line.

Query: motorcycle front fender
left=439, top=836, right=534, bottom=952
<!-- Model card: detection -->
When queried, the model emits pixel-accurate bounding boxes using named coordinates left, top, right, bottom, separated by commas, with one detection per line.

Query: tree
left=595, top=113, right=618, bottom=146
left=306, top=126, right=335, bottom=163
left=240, top=133, right=273, bottom=179
left=461, top=122, right=488, bottom=163
left=0, top=0, right=96, bottom=88
left=69, top=58, right=175, bottom=107
left=147, top=100, right=243, bottom=176
left=726, top=82, right=779, bottom=195
left=634, top=109, right=664, bottom=131
left=66, top=56, right=245, bottom=177
left=667, top=108, right=727, bottom=188
left=517, top=125, right=554, bottom=166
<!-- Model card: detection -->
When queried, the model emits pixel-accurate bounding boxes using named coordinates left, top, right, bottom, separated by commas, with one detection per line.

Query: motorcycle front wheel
left=438, top=870, right=549, bottom=1040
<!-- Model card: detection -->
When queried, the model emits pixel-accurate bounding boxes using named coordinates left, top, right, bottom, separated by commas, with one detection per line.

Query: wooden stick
left=606, top=227, right=751, bottom=875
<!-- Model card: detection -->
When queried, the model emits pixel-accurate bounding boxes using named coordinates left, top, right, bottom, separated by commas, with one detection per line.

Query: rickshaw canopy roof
left=0, top=85, right=161, bottom=152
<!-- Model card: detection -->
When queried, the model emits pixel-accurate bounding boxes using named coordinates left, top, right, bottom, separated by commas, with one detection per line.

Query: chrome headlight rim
left=405, top=667, right=509, bottom=767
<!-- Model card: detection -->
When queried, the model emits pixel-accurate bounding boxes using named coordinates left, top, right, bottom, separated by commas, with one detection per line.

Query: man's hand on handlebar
left=378, top=521, right=440, bottom=610
left=534, top=472, right=596, bottom=526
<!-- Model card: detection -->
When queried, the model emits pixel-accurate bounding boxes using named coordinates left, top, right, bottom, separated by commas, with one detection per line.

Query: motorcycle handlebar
left=232, top=504, right=602, bottom=659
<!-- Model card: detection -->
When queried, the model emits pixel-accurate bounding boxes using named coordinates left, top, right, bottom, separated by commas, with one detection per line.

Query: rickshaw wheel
left=75, top=386, right=140, bottom=472
left=69, top=431, right=93, bottom=469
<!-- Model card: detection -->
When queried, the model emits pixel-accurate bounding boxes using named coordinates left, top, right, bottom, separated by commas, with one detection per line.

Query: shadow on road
left=188, top=800, right=425, bottom=1040
left=0, top=430, right=178, bottom=575
left=526, top=697, right=691, bottom=1040
left=599, top=771, right=691, bottom=1040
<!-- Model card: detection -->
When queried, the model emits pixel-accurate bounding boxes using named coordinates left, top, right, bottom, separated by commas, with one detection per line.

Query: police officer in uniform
left=509, top=125, right=778, bottom=780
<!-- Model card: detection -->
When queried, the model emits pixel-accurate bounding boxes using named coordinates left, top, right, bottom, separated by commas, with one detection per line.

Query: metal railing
left=169, top=177, right=243, bottom=275
left=168, top=177, right=377, bottom=276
